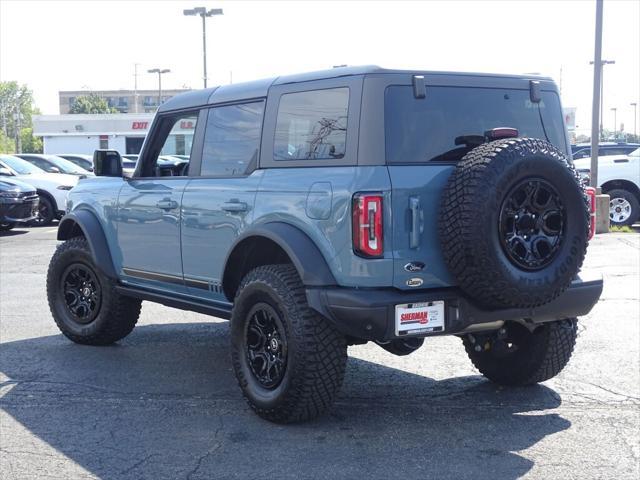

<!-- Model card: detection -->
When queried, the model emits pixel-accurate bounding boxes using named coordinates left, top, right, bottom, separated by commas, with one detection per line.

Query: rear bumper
left=306, top=274, right=603, bottom=341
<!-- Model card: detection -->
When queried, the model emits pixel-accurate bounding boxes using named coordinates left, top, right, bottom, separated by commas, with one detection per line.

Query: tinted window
left=22, top=156, right=55, bottom=172
left=385, top=86, right=567, bottom=164
left=201, top=102, right=264, bottom=177
left=274, top=88, right=348, bottom=161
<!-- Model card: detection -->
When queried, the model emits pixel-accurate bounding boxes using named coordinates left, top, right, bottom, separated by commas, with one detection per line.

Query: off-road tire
left=47, top=236, right=141, bottom=345
left=439, top=138, right=589, bottom=309
left=607, top=188, right=639, bottom=227
left=463, top=319, right=578, bottom=386
left=230, top=264, right=347, bottom=423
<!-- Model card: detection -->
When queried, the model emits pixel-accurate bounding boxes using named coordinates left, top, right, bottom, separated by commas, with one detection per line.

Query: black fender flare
left=222, top=222, right=337, bottom=299
left=57, top=210, right=117, bottom=279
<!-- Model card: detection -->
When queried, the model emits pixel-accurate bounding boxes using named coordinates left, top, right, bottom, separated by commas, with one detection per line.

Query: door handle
left=221, top=201, right=248, bottom=212
left=156, top=199, right=178, bottom=210
left=409, top=196, right=423, bottom=249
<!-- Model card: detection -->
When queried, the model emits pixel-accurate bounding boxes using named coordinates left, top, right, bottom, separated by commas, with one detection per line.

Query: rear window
left=385, top=86, right=566, bottom=164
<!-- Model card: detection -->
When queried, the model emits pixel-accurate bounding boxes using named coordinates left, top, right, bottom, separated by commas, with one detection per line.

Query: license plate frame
left=395, top=301, right=445, bottom=337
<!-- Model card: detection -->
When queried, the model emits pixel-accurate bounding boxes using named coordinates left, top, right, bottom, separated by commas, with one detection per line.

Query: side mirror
left=49, top=166, right=61, bottom=173
left=93, top=149, right=123, bottom=177
left=0, top=167, right=13, bottom=176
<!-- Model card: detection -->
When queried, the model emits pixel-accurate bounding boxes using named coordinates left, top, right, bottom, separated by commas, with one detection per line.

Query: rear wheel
left=607, top=188, right=639, bottom=226
left=47, top=237, right=141, bottom=345
left=230, top=264, right=347, bottom=423
left=462, top=319, right=578, bottom=386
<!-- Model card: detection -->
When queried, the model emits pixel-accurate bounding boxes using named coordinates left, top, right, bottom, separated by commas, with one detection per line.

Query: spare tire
left=439, top=137, right=589, bottom=309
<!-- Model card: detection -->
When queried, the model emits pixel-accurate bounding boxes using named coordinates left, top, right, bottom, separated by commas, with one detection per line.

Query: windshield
left=0, top=155, right=45, bottom=175
left=385, top=86, right=567, bottom=164
left=46, top=155, right=90, bottom=174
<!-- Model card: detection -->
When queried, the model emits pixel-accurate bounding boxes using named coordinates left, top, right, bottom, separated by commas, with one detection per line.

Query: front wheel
left=230, top=264, right=347, bottom=423
left=0, top=222, right=15, bottom=231
left=47, top=237, right=141, bottom=345
left=32, top=195, right=55, bottom=226
left=462, top=319, right=578, bottom=386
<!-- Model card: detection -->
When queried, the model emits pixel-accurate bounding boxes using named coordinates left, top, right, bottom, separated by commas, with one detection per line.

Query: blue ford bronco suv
left=47, top=66, right=603, bottom=423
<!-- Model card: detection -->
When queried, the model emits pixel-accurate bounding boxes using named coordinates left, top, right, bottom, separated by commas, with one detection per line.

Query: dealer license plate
left=395, top=301, right=445, bottom=336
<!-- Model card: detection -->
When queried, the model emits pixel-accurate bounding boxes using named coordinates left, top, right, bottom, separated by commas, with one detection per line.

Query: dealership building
left=32, top=114, right=161, bottom=155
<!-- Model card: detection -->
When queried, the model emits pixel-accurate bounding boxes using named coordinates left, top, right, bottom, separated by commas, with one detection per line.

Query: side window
left=274, top=88, right=349, bottom=161
left=145, top=113, right=198, bottom=177
left=201, top=101, right=264, bottom=177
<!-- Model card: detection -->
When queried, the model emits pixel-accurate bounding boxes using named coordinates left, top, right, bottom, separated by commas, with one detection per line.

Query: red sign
left=132, top=121, right=149, bottom=130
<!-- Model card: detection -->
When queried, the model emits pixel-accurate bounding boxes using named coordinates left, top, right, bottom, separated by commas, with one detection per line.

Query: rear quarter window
left=274, top=87, right=349, bottom=161
left=385, top=86, right=567, bottom=164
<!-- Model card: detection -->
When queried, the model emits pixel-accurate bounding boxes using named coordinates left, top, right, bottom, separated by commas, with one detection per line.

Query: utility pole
left=148, top=68, right=170, bottom=107
left=13, top=109, right=22, bottom=154
left=632, top=102, right=638, bottom=138
left=133, top=63, right=140, bottom=113
left=184, top=7, right=223, bottom=88
left=590, top=0, right=604, bottom=188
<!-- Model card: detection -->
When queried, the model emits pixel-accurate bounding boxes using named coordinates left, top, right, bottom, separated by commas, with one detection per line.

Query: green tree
left=68, top=93, right=118, bottom=114
left=0, top=81, right=42, bottom=154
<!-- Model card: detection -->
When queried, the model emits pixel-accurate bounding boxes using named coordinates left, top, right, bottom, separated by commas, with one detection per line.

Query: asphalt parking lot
left=1, top=225, right=639, bottom=480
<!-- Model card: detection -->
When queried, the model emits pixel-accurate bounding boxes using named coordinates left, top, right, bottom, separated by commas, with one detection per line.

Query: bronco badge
left=404, top=261, right=425, bottom=272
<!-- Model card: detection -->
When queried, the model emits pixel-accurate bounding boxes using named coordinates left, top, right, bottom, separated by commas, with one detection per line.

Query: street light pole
left=590, top=58, right=615, bottom=140
left=184, top=7, right=223, bottom=88
left=632, top=103, right=638, bottom=138
left=148, top=68, right=171, bottom=107
left=589, top=0, right=604, bottom=188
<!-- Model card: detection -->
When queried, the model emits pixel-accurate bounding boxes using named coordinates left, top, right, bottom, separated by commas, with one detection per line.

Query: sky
left=1, top=0, right=639, bottom=137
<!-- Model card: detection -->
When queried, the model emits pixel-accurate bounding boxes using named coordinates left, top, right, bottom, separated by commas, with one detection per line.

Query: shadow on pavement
left=0, top=322, right=569, bottom=479
left=0, top=229, right=28, bottom=237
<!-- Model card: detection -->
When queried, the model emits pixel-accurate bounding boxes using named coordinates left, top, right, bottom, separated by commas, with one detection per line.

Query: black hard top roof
left=158, top=65, right=554, bottom=113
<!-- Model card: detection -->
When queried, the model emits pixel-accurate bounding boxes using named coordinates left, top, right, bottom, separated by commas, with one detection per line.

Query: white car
left=0, top=154, right=78, bottom=225
left=574, top=147, right=640, bottom=226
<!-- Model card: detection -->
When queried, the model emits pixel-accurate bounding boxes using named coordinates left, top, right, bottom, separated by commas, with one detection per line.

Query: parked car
left=56, top=154, right=94, bottom=172
left=0, top=155, right=77, bottom=225
left=574, top=147, right=640, bottom=226
left=48, top=66, right=601, bottom=423
left=0, top=176, right=39, bottom=231
left=15, top=154, right=93, bottom=177
left=571, top=142, right=640, bottom=160
left=120, top=154, right=138, bottom=175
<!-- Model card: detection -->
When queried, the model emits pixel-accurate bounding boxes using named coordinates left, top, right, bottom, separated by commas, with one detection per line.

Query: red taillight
left=585, top=186, right=596, bottom=240
left=352, top=193, right=383, bottom=258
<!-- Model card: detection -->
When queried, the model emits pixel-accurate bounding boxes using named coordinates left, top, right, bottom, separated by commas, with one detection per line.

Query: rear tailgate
left=384, top=81, right=568, bottom=291
left=388, top=165, right=455, bottom=290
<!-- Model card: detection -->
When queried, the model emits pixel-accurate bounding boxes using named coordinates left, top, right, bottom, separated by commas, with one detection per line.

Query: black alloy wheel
left=61, top=262, right=102, bottom=324
left=499, top=178, right=565, bottom=270
left=32, top=196, right=55, bottom=226
left=245, top=302, right=288, bottom=389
